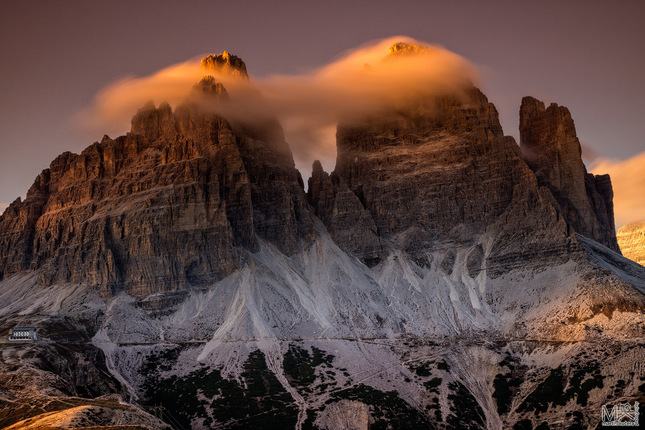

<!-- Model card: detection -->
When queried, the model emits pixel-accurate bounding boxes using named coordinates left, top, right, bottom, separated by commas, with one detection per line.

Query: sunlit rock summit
left=1, top=44, right=644, bottom=430
left=200, top=50, right=249, bottom=79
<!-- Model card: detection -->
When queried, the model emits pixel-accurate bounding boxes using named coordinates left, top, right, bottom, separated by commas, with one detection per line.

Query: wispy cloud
left=74, top=59, right=205, bottom=139
left=76, top=36, right=478, bottom=174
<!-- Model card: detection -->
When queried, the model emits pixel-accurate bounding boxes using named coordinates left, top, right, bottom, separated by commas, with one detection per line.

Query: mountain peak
left=387, top=42, right=434, bottom=57
left=200, top=51, right=248, bottom=79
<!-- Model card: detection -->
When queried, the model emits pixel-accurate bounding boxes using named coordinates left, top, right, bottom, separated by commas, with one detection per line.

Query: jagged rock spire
left=200, top=51, right=248, bottom=79
left=387, top=42, right=434, bottom=57
left=520, top=96, right=619, bottom=251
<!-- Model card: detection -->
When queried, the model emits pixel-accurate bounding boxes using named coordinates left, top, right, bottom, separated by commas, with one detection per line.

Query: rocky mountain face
left=1, top=45, right=644, bottom=430
left=0, top=71, right=314, bottom=297
left=618, top=220, right=645, bottom=265
left=310, top=88, right=584, bottom=278
left=519, top=96, right=619, bottom=251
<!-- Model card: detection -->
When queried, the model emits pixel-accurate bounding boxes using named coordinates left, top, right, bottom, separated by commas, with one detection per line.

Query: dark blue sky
left=1, top=0, right=644, bottom=214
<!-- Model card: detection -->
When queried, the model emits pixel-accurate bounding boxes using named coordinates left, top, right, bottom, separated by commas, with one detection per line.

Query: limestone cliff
left=312, top=85, right=579, bottom=274
left=0, top=68, right=314, bottom=297
left=519, top=96, right=619, bottom=251
left=617, top=220, right=645, bottom=266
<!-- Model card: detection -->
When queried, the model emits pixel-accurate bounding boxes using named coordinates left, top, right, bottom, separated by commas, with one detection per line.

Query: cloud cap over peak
left=76, top=36, right=478, bottom=174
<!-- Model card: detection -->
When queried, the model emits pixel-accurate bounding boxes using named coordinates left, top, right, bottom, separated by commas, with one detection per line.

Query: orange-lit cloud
left=256, top=36, right=477, bottom=171
left=76, top=36, right=478, bottom=174
left=74, top=59, right=205, bottom=138
left=591, top=151, right=645, bottom=228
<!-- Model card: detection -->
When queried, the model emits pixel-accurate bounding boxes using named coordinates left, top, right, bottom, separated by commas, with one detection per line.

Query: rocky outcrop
left=519, top=96, right=619, bottom=251
left=322, top=85, right=578, bottom=272
left=617, top=220, right=645, bottom=266
left=308, top=161, right=384, bottom=266
left=318, top=400, right=369, bottom=430
left=0, top=65, right=314, bottom=297
left=200, top=50, right=249, bottom=79
left=333, top=87, right=512, bottom=238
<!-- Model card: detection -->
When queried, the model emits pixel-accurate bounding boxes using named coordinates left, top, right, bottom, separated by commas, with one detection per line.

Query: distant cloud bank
left=591, top=151, right=645, bottom=228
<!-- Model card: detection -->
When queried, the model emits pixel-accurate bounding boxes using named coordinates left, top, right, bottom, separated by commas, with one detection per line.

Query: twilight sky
left=1, top=0, right=644, bottom=226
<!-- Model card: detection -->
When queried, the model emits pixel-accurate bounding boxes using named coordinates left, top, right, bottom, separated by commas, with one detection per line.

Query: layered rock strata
left=519, top=96, right=618, bottom=251
left=617, top=220, right=645, bottom=266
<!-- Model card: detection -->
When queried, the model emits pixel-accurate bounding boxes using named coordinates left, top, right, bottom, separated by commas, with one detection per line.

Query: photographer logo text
left=602, top=401, right=639, bottom=427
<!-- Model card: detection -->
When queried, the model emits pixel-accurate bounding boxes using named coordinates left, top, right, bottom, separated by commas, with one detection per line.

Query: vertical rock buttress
left=519, top=96, right=619, bottom=251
